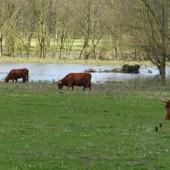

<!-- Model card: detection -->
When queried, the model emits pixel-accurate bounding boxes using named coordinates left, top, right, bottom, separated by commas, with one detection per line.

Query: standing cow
left=5, top=68, right=29, bottom=83
left=57, top=72, right=92, bottom=91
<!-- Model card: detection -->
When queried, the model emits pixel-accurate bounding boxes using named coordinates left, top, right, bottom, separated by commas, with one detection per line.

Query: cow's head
left=161, top=97, right=170, bottom=110
left=57, top=80, right=63, bottom=89
left=4, top=76, right=9, bottom=83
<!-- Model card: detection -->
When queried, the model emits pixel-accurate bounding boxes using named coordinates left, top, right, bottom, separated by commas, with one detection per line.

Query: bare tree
left=142, top=0, right=169, bottom=82
left=2, top=0, right=20, bottom=57
left=101, top=0, right=128, bottom=59
left=74, top=0, right=93, bottom=59
left=16, top=1, right=35, bottom=57
left=33, top=0, right=48, bottom=58
left=0, top=0, right=6, bottom=56
left=74, top=0, right=104, bottom=59
left=56, top=0, right=70, bottom=59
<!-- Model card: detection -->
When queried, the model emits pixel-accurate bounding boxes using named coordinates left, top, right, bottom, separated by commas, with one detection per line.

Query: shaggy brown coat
left=164, top=100, right=170, bottom=120
left=5, top=68, right=29, bottom=83
left=57, top=72, right=91, bottom=90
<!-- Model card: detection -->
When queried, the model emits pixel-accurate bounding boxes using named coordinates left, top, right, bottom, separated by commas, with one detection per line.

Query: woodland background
left=0, top=0, right=170, bottom=81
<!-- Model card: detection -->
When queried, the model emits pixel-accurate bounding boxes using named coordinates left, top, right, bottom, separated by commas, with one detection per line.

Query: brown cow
left=161, top=98, right=170, bottom=120
left=57, top=72, right=92, bottom=90
left=5, top=68, right=29, bottom=83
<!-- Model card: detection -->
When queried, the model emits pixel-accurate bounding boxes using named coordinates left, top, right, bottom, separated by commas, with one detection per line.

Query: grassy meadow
left=0, top=80, right=170, bottom=170
left=0, top=56, right=158, bottom=66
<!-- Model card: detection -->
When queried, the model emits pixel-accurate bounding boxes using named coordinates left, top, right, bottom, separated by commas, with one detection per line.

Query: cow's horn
left=160, top=97, right=167, bottom=102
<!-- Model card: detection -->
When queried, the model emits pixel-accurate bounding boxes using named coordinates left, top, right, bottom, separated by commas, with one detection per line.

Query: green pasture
left=0, top=81, right=170, bottom=170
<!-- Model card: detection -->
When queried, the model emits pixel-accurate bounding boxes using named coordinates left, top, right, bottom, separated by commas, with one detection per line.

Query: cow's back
left=13, top=68, right=28, bottom=76
left=67, top=72, right=91, bottom=84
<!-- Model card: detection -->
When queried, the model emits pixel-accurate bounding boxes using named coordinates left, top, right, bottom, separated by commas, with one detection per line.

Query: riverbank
left=0, top=56, right=154, bottom=66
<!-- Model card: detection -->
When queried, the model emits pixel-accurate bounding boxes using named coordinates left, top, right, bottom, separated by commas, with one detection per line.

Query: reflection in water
left=0, top=63, right=164, bottom=83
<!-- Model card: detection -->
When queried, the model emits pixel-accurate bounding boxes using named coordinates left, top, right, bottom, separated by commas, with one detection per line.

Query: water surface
left=0, top=63, right=164, bottom=83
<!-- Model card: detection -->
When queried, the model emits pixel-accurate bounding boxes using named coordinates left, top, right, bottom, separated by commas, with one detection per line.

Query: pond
left=0, top=63, right=167, bottom=83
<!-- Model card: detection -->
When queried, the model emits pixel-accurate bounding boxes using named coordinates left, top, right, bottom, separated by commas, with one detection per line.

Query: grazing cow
left=57, top=72, right=92, bottom=91
left=161, top=98, right=170, bottom=120
left=5, top=68, right=29, bottom=83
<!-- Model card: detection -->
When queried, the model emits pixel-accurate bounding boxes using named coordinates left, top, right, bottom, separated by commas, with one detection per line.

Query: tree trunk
left=0, top=37, right=2, bottom=57
left=159, top=60, right=166, bottom=84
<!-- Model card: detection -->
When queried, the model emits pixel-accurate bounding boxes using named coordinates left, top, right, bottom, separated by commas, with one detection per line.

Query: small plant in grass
left=155, top=126, right=158, bottom=170
left=154, top=123, right=163, bottom=170
left=159, top=123, right=162, bottom=138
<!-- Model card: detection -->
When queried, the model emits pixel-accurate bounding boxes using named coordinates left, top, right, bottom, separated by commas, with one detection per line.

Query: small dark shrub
left=122, top=64, right=140, bottom=73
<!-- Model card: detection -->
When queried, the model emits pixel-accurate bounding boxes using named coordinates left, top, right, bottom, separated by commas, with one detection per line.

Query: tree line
left=0, top=0, right=170, bottom=81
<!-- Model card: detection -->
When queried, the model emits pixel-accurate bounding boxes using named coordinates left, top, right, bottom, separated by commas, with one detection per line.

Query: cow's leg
left=83, top=85, right=87, bottom=90
left=87, top=83, right=91, bottom=91
left=67, top=86, right=73, bottom=90
left=89, top=85, right=91, bottom=91
left=23, top=77, right=26, bottom=83
left=27, top=74, right=29, bottom=81
left=67, top=85, right=71, bottom=90
left=68, top=82, right=74, bottom=90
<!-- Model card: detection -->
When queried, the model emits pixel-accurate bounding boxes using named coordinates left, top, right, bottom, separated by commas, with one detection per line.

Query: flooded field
left=0, top=63, right=165, bottom=83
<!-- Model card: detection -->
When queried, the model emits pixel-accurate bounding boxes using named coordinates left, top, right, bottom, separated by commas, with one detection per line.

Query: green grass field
left=0, top=81, right=170, bottom=169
